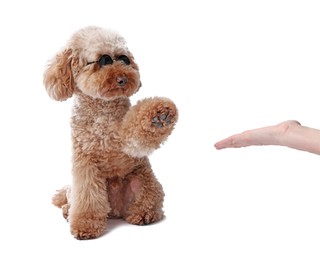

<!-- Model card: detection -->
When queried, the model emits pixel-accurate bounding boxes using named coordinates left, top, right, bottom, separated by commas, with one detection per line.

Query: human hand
left=214, top=120, right=301, bottom=150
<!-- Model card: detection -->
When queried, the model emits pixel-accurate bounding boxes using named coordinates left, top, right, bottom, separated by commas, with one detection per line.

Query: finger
left=214, top=134, right=245, bottom=149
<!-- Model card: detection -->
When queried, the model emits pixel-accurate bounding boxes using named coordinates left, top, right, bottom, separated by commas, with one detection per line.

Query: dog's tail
left=52, top=185, right=70, bottom=208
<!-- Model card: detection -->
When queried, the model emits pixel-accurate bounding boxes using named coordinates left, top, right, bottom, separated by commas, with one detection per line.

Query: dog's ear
left=43, top=49, right=74, bottom=101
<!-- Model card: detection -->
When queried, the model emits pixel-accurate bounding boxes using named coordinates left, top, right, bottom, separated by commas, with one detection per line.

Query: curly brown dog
left=43, top=26, right=178, bottom=240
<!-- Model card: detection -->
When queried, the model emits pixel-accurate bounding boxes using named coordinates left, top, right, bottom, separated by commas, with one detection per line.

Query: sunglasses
left=87, top=55, right=131, bottom=67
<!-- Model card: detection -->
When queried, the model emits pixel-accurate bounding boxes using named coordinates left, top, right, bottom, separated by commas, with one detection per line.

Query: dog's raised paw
left=151, top=108, right=174, bottom=128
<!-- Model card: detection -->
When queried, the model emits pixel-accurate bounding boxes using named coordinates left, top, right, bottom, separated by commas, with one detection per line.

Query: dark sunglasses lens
left=99, top=55, right=113, bottom=66
left=117, top=55, right=130, bottom=65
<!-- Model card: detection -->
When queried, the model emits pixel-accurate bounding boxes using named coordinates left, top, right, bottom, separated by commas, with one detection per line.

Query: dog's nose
left=116, top=76, right=128, bottom=87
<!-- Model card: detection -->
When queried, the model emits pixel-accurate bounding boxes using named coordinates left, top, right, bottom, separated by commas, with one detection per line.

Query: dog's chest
left=72, top=113, right=122, bottom=153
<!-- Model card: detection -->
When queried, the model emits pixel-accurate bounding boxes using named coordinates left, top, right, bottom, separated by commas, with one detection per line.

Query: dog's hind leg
left=123, top=161, right=165, bottom=225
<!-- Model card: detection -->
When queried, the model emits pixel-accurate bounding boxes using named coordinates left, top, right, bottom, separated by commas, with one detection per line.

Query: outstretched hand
left=214, top=120, right=301, bottom=150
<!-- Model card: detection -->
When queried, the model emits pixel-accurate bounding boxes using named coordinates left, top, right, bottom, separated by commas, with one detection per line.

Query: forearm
left=279, top=125, right=320, bottom=155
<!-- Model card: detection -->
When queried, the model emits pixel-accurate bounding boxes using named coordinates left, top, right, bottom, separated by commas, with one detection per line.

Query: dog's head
left=43, top=26, right=141, bottom=101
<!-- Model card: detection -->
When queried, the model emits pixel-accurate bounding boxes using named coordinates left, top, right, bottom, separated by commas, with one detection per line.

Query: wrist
left=276, top=120, right=301, bottom=147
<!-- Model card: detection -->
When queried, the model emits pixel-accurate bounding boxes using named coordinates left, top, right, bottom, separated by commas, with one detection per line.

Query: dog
left=43, top=26, right=178, bottom=239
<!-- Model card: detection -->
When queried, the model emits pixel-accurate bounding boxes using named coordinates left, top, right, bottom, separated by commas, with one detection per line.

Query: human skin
left=214, top=120, right=320, bottom=155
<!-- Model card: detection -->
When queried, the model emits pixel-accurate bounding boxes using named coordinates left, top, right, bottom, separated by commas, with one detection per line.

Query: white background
left=1, top=0, right=320, bottom=259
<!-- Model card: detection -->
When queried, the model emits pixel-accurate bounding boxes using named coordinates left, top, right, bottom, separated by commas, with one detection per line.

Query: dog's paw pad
left=151, top=108, right=173, bottom=128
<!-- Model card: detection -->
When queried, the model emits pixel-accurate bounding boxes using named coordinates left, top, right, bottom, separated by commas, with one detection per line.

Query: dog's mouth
left=99, top=76, right=137, bottom=98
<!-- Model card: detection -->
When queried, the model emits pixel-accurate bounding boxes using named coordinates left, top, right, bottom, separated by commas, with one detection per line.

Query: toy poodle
left=43, top=26, right=178, bottom=240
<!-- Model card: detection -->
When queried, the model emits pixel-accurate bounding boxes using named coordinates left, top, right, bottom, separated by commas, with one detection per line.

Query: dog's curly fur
left=43, top=26, right=178, bottom=240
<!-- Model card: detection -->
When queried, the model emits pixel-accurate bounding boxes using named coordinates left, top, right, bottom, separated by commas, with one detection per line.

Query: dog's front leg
left=69, top=164, right=110, bottom=240
left=120, top=97, right=178, bottom=158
